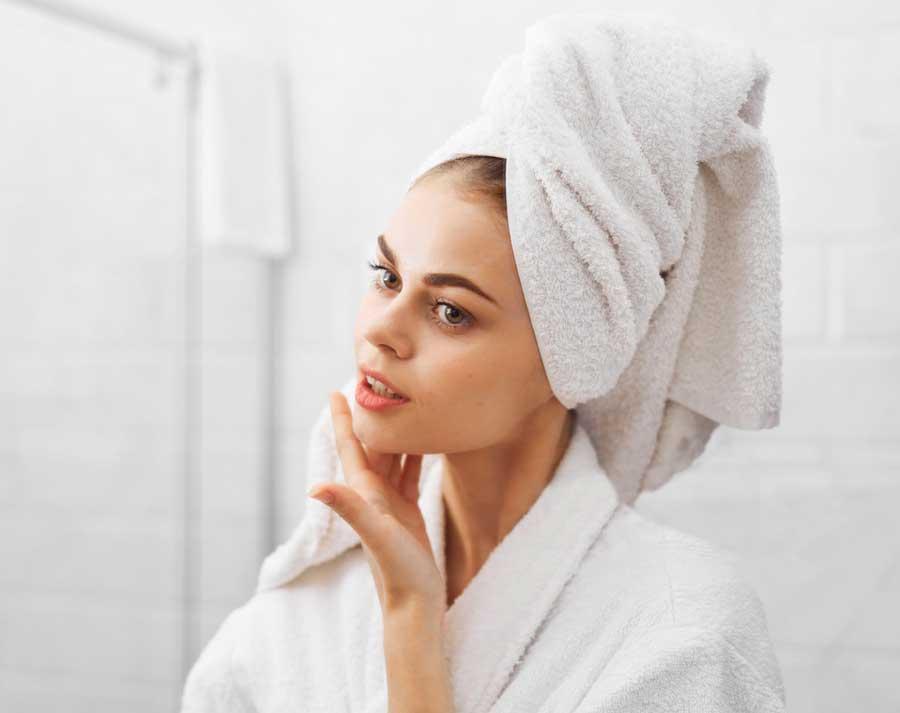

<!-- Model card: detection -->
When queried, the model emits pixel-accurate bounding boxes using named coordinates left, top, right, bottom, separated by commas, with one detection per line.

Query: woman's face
left=352, top=172, right=557, bottom=456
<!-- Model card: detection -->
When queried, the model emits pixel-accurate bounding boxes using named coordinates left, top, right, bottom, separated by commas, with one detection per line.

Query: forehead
left=383, top=178, right=513, bottom=280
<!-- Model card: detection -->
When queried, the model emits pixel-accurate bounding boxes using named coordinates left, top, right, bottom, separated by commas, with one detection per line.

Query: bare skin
left=350, top=171, right=575, bottom=609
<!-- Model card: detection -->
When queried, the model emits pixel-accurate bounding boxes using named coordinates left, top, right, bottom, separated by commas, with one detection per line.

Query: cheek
left=416, top=347, right=475, bottom=399
left=411, top=345, right=541, bottom=451
left=425, top=339, right=535, bottom=416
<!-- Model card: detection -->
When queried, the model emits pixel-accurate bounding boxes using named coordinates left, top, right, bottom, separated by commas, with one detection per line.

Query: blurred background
left=0, top=0, right=897, bottom=711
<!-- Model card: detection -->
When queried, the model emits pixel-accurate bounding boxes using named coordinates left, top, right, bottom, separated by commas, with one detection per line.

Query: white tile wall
left=842, top=244, right=900, bottom=338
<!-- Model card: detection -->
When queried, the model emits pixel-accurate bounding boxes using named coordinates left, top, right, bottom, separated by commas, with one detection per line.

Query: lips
left=359, top=367, right=408, bottom=399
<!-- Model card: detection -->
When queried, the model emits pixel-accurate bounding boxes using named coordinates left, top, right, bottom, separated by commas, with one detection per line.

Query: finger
left=356, top=438, right=394, bottom=478
left=308, top=483, right=390, bottom=557
left=369, top=450, right=396, bottom=479
left=329, top=392, right=370, bottom=487
left=347, top=408, right=396, bottom=482
left=400, top=453, right=424, bottom=503
left=388, top=454, right=404, bottom=490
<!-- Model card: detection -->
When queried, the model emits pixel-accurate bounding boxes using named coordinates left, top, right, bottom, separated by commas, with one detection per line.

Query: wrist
left=383, top=599, right=453, bottom=713
left=384, top=594, right=446, bottom=627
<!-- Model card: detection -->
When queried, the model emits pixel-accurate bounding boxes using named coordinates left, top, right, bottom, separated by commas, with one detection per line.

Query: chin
left=352, top=415, right=408, bottom=451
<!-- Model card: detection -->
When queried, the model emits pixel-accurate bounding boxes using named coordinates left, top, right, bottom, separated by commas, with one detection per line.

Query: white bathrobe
left=180, top=418, right=787, bottom=712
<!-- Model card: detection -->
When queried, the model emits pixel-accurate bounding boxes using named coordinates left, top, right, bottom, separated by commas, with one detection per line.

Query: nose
left=360, top=292, right=414, bottom=358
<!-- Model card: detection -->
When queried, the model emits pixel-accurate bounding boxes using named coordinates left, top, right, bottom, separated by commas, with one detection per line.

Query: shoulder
left=579, top=621, right=787, bottom=712
left=181, top=546, right=375, bottom=711
left=600, top=503, right=764, bottom=627
left=180, top=604, right=255, bottom=712
left=587, top=504, right=785, bottom=703
left=244, top=543, right=376, bottom=635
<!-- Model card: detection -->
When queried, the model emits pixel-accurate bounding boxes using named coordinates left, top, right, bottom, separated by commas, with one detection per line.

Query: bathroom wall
left=0, top=2, right=281, bottom=711
left=1, top=0, right=896, bottom=711
left=0, top=10, right=184, bottom=711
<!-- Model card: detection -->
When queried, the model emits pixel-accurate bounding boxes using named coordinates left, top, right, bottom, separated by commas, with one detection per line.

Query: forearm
left=383, top=601, right=455, bottom=713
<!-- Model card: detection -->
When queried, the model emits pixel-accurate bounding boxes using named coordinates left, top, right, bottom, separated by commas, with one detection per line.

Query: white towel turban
left=407, top=12, right=783, bottom=504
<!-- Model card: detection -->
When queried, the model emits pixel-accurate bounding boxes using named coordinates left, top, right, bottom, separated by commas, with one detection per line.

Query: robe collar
left=417, top=415, right=621, bottom=713
left=255, top=393, right=621, bottom=713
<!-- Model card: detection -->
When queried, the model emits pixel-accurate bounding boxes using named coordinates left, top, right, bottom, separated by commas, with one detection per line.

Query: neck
left=440, top=404, right=575, bottom=602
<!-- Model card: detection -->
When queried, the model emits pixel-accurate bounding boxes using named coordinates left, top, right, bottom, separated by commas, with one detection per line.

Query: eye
left=367, top=260, right=399, bottom=290
left=428, top=298, right=471, bottom=331
left=368, top=262, right=396, bottom=290
left=366, top=260, right=473, bottom=332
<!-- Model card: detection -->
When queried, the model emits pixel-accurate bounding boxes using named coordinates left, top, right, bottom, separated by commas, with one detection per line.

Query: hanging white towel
left=196, top=42, right=293, bottom=258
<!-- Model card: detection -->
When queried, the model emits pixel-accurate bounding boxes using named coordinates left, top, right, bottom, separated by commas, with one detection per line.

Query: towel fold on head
left=255, top=12, right=783, bottom=593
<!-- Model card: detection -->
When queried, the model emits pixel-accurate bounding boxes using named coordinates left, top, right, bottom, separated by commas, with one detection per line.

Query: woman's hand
left=307, top=391, right=446, bottom=618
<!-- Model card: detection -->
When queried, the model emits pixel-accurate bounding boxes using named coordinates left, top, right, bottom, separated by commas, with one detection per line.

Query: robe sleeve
left=580, top=624, right=786, bottom=712
left=180, top=606, right=256, bottom=713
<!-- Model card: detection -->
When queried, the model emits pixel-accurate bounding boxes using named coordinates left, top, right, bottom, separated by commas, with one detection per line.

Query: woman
left=181, top=14, right=786, bottom=713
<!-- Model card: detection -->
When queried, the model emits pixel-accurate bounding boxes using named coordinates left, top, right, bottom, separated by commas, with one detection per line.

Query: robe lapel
left=256, top=385, right=620, bottom=713
left=419, top=418, right=621, bottom=713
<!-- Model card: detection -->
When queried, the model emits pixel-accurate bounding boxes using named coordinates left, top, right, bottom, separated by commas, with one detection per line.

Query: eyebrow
left=377, top=234, right=499, bottom=307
